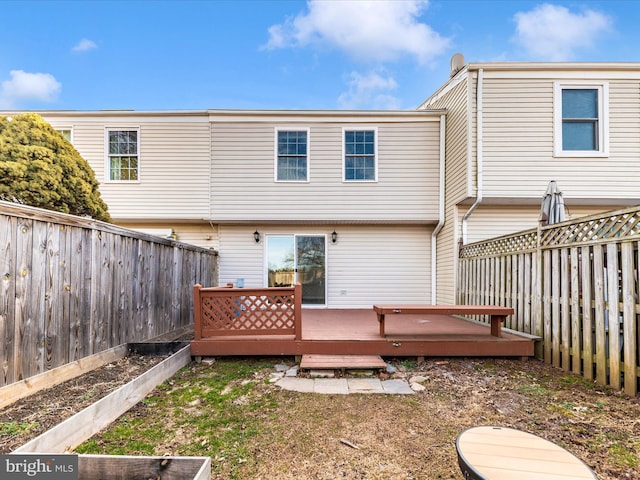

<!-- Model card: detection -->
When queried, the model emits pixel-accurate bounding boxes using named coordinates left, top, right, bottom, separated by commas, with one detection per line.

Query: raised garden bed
left=78, top=454, right=210, bottom=480
left=13, top=346, right=191, bottom=453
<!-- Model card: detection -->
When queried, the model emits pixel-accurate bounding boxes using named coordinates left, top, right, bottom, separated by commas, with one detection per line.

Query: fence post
left=534, top=223, right=544, bottom=359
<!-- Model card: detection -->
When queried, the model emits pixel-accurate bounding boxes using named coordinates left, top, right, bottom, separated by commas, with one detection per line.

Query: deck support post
left=193, top=284, right=203, bottom=341
left=294, top=283, right=302, bottom=341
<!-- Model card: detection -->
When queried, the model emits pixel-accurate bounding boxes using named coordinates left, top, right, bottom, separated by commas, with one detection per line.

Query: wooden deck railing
left=193, top=283, right=302, bottom=340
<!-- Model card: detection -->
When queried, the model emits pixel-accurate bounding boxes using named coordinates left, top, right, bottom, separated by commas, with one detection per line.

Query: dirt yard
left=2, top=356, right=639, bottom=479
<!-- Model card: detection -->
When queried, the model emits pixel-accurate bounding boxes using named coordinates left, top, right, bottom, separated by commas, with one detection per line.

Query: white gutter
left=461, top=68, right=484, bottom=243
left=431, top=114, right=447, bottom=304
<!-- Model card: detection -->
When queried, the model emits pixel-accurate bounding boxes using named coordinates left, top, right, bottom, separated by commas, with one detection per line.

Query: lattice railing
left=539, top=206, right=640, bottom=248
left=459, top=229, right=538, bottom=258
left=193, top=284, right=302, bottom=339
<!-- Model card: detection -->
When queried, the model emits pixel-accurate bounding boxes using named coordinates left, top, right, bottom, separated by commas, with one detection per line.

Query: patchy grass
left=75, top=357, right=640, bottom=480
left=0, top=421, right=38, bottom=436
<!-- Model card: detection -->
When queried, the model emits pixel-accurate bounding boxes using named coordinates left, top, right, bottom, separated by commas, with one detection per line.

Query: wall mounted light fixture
left=254, top=230, right=260, bottom=243
left=331, top=230, right=338, bottom=244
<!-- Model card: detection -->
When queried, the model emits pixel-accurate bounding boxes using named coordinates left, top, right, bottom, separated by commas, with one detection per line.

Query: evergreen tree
left=0, top=113, right=111, bottom=222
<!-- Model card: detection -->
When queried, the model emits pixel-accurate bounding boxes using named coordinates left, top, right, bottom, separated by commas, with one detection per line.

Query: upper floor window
left=344, top=129, right=377, bottom=181
left=107, top=129, right=139, bottom=181
left=276, top=130, right=308, bottom=181
left=554, top=83, right=608, bottom=157
left=55, top=128, right=72, bottom=143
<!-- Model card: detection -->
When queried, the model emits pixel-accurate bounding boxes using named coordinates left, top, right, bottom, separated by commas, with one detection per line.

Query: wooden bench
left=372, top=304, right=514, bottom=338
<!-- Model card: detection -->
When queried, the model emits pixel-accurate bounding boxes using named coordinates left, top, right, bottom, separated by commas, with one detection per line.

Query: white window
left=107, top=129, right=139, bottom=181
left=554, top=82, right=608, bottom=157
left=343, top=128, right=377, bottom=181
left=275, top=129, right=309, bottom=181
left=55, top=128, right=73, bottom=143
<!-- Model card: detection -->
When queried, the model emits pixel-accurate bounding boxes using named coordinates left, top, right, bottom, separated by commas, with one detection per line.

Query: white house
left=30, top=109, right=445, bottom=308
left=419, top=59, right=640, bottom=303
left=7, top=58, right=640, bottom=307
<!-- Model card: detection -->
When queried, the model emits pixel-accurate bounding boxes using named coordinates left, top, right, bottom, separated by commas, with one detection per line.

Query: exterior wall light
left=331, top=230, right=338, bottom=244
left=254, top=230, right=260, bottom=243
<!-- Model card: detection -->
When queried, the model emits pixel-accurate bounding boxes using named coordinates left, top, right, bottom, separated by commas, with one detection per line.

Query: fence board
left=46, top=223, right=65, bottom=371
left=561, top=249, right=570, bottom=370
left=524, top=254, right=531, bottom=333
left=0, top=215, right=16, bottom=385
left=543, top=250, right=552, bottom=363
left=508, top=256, right=516, bottom=330
left=581, top=245, right=594, bottom=380
left=570, top=247, right=581, bottom=374
left=552, top=249, right=561, bottom=367
left=593, top=245, right=607, bottom=385
left=622, top=242, right=637, bottom=395
left=607, top=243, right=621, bottom=390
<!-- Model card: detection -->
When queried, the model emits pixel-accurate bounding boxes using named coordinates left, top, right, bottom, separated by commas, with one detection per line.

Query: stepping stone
left=381, top=379, right=414, bottom=395
left=347, top=378, right=384, bottom=394
left=314, top=378, right=349, bottom=395
left=276, top=377, right=314, bottom=393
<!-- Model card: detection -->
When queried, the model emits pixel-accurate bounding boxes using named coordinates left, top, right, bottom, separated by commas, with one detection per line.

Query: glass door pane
left=266, top=235, right=326, bottom=305
left=267, top=236, right=295, bottom=287
left=296, top=235, right=326, bottom=305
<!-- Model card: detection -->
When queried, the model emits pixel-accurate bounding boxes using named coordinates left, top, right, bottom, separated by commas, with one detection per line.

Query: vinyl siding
left=210, top=121, right=441, bottom=223
left=481, top=75, right=640, bottom=201
left=117, top=221, right=220, bottom=250
left=218, top=225, right=432, bottom=308
left=42, top=114, right=211, bottom=221
left=421, top=77, right=470, bottom=304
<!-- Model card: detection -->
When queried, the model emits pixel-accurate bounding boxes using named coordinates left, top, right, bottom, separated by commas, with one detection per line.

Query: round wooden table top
left=456, top=426, right=598, bottom=480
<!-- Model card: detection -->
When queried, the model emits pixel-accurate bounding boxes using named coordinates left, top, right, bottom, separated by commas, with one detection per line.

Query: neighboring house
left=31, top=109, right=445, bottom=308
left=6, top=59, right=640, bottom=307
left=419, top=60, right=640, bottom=303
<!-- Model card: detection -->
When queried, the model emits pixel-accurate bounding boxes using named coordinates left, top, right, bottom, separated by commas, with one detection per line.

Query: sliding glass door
left=266, top=235, right=326, bottom=306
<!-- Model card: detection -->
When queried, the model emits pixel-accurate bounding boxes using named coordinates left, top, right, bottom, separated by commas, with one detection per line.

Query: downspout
left=461, top=68, right=484, bottom=243
left=431, top=113, right=446, bottom=304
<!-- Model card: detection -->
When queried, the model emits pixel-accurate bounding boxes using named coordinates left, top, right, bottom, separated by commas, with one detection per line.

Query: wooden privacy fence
left=193, top=283, right=302, bottom=340
left=458, top=205, right=640, bottom=395
left=0, top=201, right=218, bottom=387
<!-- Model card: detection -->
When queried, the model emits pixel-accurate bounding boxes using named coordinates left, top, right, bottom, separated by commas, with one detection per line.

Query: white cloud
left=0, top=70, right=62, bottom=108
left=513, top=4, right=612, bottom=61
left=338, top=70, right=400, bottom=109
left=263, top=0, right=449, bottom=63
left=72, top=38, right=97, bottom=53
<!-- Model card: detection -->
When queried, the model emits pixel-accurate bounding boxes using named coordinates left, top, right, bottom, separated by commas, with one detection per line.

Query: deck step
left=300, top=354, right=387, bottom=370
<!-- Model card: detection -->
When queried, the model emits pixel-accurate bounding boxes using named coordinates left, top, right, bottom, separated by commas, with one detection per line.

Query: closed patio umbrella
left=540, top=180, right=566, bottom=225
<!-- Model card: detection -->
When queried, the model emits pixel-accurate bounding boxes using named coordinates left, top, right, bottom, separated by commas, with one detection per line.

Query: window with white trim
left=55, top=128, right=73, bottom=143
left=344, top=129, right=377, bottom=181
left=554, top=83, right=608, bottom=157
left=276, top=129, right=308, bottom=181
left=107, top=129, right=139, bottom=181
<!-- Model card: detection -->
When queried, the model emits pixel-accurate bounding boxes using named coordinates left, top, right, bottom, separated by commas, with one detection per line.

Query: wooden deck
left=190, top=309, right=536, bottom=358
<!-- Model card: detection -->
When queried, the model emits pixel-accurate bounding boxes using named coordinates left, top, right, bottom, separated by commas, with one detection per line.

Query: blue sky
left=1, top=0, right=638, bottom=111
